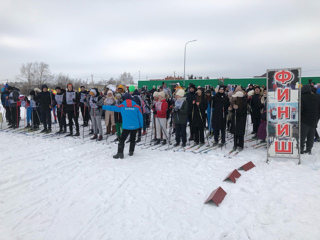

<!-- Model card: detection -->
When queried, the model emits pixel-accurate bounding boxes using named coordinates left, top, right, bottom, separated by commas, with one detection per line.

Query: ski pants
left=91, top=112, right=103, bottom=135
left=11, top=107, right=19, bottom=127
left=175, top=123, right=187, bottom=144
left=41, top=109, right=52, bottom=130
left=155, top=117, right=167, bottom=140
left=119, top=129, right=137, bottom=153
left=57, top=109, right=67, bottom=130
left=105, top=110, right=115, bottom=127
left=67, top=110, right=79, bottom=133
left=194, top=125, right=205, bottom=144
left=234, top=135, right=244, bottom=148
left=26, top=107, right=32, bottom=124
left=5, top=106, right=12, bottom=124
left=32, top=108, right=40, bottom=127
left=214, top=127, right=226, bottom=144
left=116, top=122, right=122, bottom=136
left=252, top=116, right=261, bottom=134
left=80, top=103, right=89, bottom=124
left=300, top=122, right=315, bottom=152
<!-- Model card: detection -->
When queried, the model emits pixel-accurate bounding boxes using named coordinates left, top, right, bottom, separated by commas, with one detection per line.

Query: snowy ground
left=1, top=109, right=320, bottom=239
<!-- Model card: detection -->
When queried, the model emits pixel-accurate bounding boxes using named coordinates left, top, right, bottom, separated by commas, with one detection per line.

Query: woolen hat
left=176, top=89, right=185, bottom=97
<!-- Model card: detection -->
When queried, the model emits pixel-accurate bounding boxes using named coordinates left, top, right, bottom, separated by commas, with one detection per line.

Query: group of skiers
left=1, top=80, right=320, bottom=157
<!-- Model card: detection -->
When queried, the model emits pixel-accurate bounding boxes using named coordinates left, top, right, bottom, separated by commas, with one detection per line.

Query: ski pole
left=198, top=105, right=209, bottom=145
left=167, top=110, right=174, bottom=149
left=149, top=112, right=154, bottom=145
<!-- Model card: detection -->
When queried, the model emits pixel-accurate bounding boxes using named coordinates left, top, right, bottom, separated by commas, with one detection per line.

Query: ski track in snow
left=1, top=124, right=320, bottom=240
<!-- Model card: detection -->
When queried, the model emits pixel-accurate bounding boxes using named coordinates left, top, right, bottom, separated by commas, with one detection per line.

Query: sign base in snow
left=204, top=187, right=227, bottom=206
left=238, top=161, right=256, bottom=171
left=223, top=169, right=241, bottom=183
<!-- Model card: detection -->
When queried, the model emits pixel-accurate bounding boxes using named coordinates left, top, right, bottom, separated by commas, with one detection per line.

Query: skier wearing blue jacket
left=102, top=93, right=143, bottom=159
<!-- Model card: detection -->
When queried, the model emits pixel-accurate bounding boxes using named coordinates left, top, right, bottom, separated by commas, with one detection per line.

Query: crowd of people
left=1, top=80, right=320, bottom=158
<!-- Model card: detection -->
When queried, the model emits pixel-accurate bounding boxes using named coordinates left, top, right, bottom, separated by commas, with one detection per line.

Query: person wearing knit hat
left=102, top=92, right=143, bottom=159
left=249, top=85, right=262, bottom=137
left=192, top=87, right=207, bottom=145
left=33, top=84, right=52, bottom=133
left=63, top=83, right=80, bottom=136
left=80, top=85, right=89, bottom=127
left=205, top=89, right=213, bottom=135
left=186, top=83, right=197, bottom=140
left=52, top=87, right=67, bottom=133
left=229, top=88, right=247, bottom=151
left=129, top=85, right=136, bottom=93
left=173, top=89, right=188, bottom=147
left=84, top=88, right=104, bottom=141
left=104, top=90, right=116, bottom=135
left=211, top=85, right=230, bottom=147
left=153, top=89, right=168, bottom=145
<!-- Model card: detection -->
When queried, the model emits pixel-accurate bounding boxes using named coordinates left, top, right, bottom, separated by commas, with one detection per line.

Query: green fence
left=138, top=76, right=320, bottom=91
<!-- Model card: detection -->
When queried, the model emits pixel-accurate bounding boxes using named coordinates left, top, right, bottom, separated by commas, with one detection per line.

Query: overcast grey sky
left=1, top=0, right=320, bottom=83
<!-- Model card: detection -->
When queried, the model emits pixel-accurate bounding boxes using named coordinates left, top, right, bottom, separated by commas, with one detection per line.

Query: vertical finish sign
left=267, top=68, right=301, bottom=162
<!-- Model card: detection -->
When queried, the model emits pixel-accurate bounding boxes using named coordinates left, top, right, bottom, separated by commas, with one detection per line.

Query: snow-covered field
left=1, top=114, right=320, bottom=239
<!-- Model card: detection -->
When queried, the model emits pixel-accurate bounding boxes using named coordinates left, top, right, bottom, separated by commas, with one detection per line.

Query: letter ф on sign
left=204, top=187, right=227, bottom=206
left=274, top=70, right=293, bottom=84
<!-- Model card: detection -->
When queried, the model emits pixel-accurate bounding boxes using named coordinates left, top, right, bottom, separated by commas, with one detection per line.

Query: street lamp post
left=183, top=39, right=197, bottom=88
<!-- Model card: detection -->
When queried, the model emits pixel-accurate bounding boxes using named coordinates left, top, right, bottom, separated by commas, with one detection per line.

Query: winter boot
left=97, top=135, right=103, bottom=141
left=174, top=142, right=180, bottom=147
left=154, top=139, right=161, bottom=145
left=161, top=139, right=167, bottom=145
left=212, top=141, right=219, bottom=147
left=91, top=134, right=97, bottom=140
left=25, top=123, right=31, bottom=128
left=89, top=129, right=94, bottom=135
left=135, top=137, right=141, bottom=143
left=40, top=129, right=47, bottom=133
left=129, top=151, right=134, bottom=156
left=182, top=142, right=186, bottom=147
left=113, top=143, right=124, bottom=159
left=46, top=129, right=52, bottom=134
left=66, top=131, right=73, bottom=137
left=63, top=127, right=67, bottom=133
left=74, top=131, right=80, bottom=137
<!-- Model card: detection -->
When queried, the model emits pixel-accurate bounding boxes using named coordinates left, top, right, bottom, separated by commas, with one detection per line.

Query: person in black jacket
left=63, top=83, right=80, bottom=136
left=312, top=87, right=320, bottom=141
left=249, top=86, right=262, bottom=138
left=79, top=86, right=89, bottom=127
left=230, top=86, right=247, bottom=151
left=6, top=86, right=20, bottom=128
left=212, top=85, right=230, bottom=146
left=300, top=84, right=319, bottom=154
left=186, top=83, right=196, bottom=140
left=34, top=84, right=52, bottom=133
left=192, top=89, right=207, bottom=145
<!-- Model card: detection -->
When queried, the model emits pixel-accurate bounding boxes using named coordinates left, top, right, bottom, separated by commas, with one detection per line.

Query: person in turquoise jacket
left=102, top=93, right=143, bottom=159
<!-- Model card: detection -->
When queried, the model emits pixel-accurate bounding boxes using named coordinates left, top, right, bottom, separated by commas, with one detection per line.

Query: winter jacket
left=1, top=90, right=10, bottom=107
left=63, top=88, right=80, bottom=112
left=301, top=85, right=319, bottom=128
left=8, top=90, right=20, bottom=108
left=34, top=91, right=52, bottom=110
left=102, top=99, right=143, bottom=130
left=85, top=93, right=104, bottom=116
left=154, top=99, right=168, bottom=118
left=212, top=92, right=230, bottom=130
left=173, top=97, right=188, bottom=125
left=231, top=96, right=247, bottom=136
left=249, top=93, right=262, bottom=118
left=192, top=96, right=207, bottom=128
left=186, top=91, right=197, bottom=115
